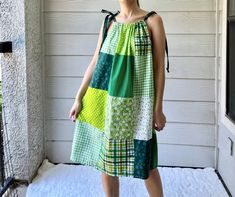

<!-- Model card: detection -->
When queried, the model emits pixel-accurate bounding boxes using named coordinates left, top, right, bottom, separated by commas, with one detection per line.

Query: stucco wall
left=0, top=0, right=44, bottom=187
left=25, top=0, right=45, bottom=180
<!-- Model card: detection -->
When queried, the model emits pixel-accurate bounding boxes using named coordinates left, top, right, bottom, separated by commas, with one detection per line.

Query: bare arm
left=74, top=19, right=105, bottom=102
left=148, top=14, right=166, bottom=112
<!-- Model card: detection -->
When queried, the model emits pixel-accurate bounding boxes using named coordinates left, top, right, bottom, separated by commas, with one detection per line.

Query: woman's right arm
left=69, top=19, right=105, bottom=121
left=74, top=19, right=105, bottom=102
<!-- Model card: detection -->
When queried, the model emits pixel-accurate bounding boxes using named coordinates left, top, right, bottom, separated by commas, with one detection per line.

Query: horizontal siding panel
left=158, top=144, right=215, bottom=167
left=46, top=120, right=215, bottom=146
left=46, top=120, right=75, bottom=140
left=46, top=141, right=215, bottom=167
left=164, top=101, right=215, bottom=124
left=44, top=0, right=119, bottom=12
left=46, top=77, right=215, bottom=101
left=165, top=79, right=215, bottom=101
left=46, top=99, right=215, bottom=124
left=44, top=0, right=215, bottom=11
left=46, top=56, right=215, bottom=79
left=46, top=77, right=82, bottom=98
left=46, top=99, right=75, bottom=120
left=45, top=35, right=97, bottom=56
left=46, top=56, right=90, bottom=77
left=44, top=12, right=215, bottom=34
left=167, top=35, right=215, bottom=57
left=158, top=123, right=215, bottom=146
left=143, top=0, right=216, bottom=12
left=45, top=34, right=215, bottom=56
left=162, top=12, right=215, bottom=34
left=44, top=12, right=102, bottom=34
left=167, top=57, right=215, bottom=79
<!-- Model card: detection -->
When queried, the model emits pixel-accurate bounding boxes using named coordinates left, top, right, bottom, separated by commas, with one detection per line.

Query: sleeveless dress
left=70, top=9, right=169, bottom=180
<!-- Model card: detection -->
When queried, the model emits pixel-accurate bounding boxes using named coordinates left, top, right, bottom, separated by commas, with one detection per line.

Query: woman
left=69, top=0, right=168, bottom=196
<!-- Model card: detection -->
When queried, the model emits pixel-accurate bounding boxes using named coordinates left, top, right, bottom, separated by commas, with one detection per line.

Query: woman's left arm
left=148, top=14, right=167, bottom=131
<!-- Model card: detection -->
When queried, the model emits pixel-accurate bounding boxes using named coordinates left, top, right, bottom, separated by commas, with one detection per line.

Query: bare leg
left=144, top=168, right=164, bottom=197
left=101, top=172, right=119, bottom=197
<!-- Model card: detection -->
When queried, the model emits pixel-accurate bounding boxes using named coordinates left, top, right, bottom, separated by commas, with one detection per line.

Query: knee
left=148, top=168, right=159, bottom=178
left=101, top=173, right=119, bottom=181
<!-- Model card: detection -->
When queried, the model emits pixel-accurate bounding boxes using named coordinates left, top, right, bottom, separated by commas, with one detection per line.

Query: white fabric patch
left=133, top=96, right=154, bottom=141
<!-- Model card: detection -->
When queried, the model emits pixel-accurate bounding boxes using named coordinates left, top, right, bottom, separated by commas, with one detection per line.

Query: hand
left=69, top=100, right=82, bottom=122
left=152, top=110, right=166, bottom=132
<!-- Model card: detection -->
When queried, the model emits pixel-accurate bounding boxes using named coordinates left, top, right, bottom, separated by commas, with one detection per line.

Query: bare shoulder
left=147, top=13, right=164, bottom=32
left=147, top=14, right=164, bottom=36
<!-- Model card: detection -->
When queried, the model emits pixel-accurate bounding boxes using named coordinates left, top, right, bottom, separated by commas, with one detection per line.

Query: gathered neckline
left=113, top=19, right=146, bottom=25
left=109, top=19, right=152, bottom=40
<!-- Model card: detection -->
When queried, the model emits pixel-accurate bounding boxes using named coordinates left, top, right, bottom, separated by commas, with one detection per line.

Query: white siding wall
left=43, top=0, right=217, bottom=167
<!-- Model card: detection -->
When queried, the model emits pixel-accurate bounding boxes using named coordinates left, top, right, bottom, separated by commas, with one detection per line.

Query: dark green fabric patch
left=134, top=133, right=158, bottom=179
left=108, top=54, right=134, bottom=98
left=149, top=132, right=158, bottom=170
left=90, top=52, right=113, bottom=90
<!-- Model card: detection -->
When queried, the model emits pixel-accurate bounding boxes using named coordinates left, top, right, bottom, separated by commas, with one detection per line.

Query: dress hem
left=70, top=157, right=158, bottom=180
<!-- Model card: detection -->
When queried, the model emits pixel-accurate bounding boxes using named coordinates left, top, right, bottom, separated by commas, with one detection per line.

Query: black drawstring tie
left=165, top=39, right=170, bottom=73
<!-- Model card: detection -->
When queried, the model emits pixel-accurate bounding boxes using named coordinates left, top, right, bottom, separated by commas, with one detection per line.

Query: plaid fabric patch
left=134, top=22, right=152, bottom=56
left=96, top=134, right=135, bottom=177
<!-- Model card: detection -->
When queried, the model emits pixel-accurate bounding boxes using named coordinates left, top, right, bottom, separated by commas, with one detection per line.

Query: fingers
left=69, top=110, right=77, bottom=122
left=69, top=110, right=74, bottom=119
left=72, top=114, right=77, bottom=122
left=69, top=110, right=73, bottom=118
left=73, top=110, right=78, bottom=122
left=154, top=123, right=165, bottom=131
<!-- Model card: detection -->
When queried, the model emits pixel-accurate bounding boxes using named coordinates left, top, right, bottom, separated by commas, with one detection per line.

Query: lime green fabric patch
left=77, top=87, right=107, bottom=130
left=116, top=25, right=135, bottom=56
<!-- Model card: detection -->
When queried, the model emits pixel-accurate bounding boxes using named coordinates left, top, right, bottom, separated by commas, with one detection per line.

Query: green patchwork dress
left=70, top=10, right=164, bottom=180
